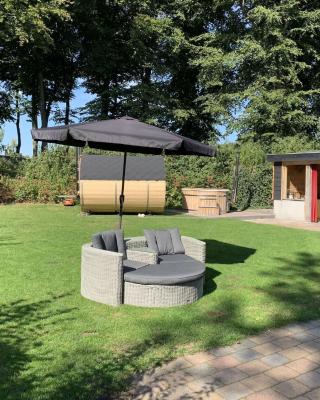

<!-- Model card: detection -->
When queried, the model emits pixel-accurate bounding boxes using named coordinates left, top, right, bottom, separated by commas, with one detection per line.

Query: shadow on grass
left=42, top=241, right=258, bottom=399
left=203, top=239, right=256, bottom=295
left=204, top=239, right=256, bottom=264
left=5, top=248, right=320, bottom=400
left=257, top=251, right=320, bottom=323
left=0, top=293, right=76, bottom=400
left=45, top=335, right=175, bottom=400
left=203, top=267, right=219, bottom=295
left=116, top=250, right=320, bottom=398
left=0, top=236, right=22, bottom=246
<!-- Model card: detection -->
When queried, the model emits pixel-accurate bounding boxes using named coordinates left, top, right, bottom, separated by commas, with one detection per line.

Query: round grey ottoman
left=123, top=261, right=205, bottom=307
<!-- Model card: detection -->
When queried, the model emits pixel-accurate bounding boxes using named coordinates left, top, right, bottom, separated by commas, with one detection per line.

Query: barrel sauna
left=80, top=155, right=165, bottom=213
left=182, top=188, right=229, bottom=216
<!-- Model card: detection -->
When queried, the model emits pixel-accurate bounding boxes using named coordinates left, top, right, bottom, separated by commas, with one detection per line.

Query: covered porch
left=267, top=151, right=320, bottom=223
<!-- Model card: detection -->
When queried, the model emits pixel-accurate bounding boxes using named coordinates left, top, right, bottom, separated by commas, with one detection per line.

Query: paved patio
left=123, top=320, right=320, bottom=399
left=219, top=209, right=274, bottom=220
left=246, top=218, right=320, bottom=232
left=173, top=208, right=275, bottom=220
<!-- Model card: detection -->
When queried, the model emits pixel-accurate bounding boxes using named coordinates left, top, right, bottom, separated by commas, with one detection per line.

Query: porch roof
left=267, top=151, right=320, bottom=163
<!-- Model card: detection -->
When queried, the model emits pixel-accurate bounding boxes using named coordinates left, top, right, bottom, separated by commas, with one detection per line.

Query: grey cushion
left=154, top=230, right=174, bottom=255
left=144, top=229, right=158, bottom=253
left=92, top=233, right=105, bottom=250
left=123, top=259, right=149, bottom=273
left=144, top=228, right=184, bottom=255
left=158, top=254, right=195, bottom=263
left=123, top=259, right=148, bottom=269
left=101, top=231, right=118, bottom=252
left=115, top=229, right=127, bottom=259
left=92, top=229, right=127, bottom=257
left=168, top=228, right=185, bottom=254
left=124, top=261, right=205, bottom=285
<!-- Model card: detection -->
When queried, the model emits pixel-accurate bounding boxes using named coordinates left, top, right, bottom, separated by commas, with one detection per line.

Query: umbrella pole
left=118, top=152, right=127, bottom=229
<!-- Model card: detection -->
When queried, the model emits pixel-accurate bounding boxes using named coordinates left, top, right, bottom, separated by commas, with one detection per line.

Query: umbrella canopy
left=32, top=116, right=215, bottom=157
left=32, top=116, right=216, bottom=227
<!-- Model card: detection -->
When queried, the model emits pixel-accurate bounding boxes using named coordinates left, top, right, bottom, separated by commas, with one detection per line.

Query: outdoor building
left=267, top=151, right=320, bottom=222
left=79, top=154, right=166, bottom=214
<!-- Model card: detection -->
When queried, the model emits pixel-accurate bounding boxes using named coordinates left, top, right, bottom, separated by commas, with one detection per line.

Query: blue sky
left=2, top=86, right=235, bottom=155
left=2, top=86, right=95, bottom=156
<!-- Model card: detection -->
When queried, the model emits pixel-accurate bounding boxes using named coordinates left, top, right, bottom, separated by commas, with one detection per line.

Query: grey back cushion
left=144, top=229, right=158, bottom=253
left=92, top=233, right=105, bottom=250
left=155, top=230, right=174, bottom=255
left=168, top=228, right=185, bottom=254
left=115, top=229, right=127, bottom=259
left=144, top=228, right=185, bottom=255
left=92, top=229, right=127, bottom=258
left=101, top=231, right=118, bottom=253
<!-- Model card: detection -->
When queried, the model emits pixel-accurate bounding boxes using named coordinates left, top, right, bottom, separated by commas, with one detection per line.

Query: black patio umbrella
left=32, top=116, right=215, bottom=227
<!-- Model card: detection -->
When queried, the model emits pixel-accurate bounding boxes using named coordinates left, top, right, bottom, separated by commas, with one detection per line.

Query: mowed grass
left=1, top=204, right=320, bottom=399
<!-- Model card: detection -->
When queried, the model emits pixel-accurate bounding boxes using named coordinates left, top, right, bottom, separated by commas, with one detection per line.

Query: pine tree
left=194, top=0, right=320, bottom=143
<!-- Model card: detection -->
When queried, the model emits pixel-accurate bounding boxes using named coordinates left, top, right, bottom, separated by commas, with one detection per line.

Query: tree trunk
left=31, top=86, right=38, bottom=157
left=100, top=80, right=110, bottom=117
left=38, top=71, right=48, bottom=152
left=45, top=103, right=51, bottom=126
left=15, top=95, right=21, bottom=154
left=141, top=68, right=151, bottom=118
left=110, top=76, right=119, bottom=117
left=32, top=140, right=38, bottom=157
left=65, top=95, right=70, bottom=125
left=232, top=147, right=240, bottom=203
left=63, top=94, right=71, bottom=154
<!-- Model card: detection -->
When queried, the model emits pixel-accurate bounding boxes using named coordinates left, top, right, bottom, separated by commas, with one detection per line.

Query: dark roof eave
left=266, top=152, right=320, bottom=163
left=80, top=155, right=166, bottom=180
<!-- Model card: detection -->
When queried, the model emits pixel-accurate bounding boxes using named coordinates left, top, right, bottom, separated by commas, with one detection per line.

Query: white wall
left=274, top=200, right=305, bottom=221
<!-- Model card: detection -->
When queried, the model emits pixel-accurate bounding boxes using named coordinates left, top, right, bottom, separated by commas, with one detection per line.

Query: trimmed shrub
left=235, top=164, right=272, bottom=210
left=0, top=176, right=15, bottom=203
left=165, top=143, right=235, bottom=208
left=1, top=135, right=318, bottom=209
left=1, top=147, right=77, bottom=203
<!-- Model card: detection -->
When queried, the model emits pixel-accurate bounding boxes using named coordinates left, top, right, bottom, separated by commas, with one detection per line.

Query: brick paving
left=122, top=320, right=320, bottom=399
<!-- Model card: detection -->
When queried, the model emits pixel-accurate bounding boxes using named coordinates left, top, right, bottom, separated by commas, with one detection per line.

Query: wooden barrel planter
left=182, top=188, right=229, bottom=216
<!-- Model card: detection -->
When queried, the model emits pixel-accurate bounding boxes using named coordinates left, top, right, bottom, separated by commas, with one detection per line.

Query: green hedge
left=235, top=164, right=272, bottom=210
left=0, top=147, right=77, bottom=203
left=165, top=136, right=319, bottom=210
left=1, top=136, right=319, bottom=209
left=165, top=143, right=235, bottom=208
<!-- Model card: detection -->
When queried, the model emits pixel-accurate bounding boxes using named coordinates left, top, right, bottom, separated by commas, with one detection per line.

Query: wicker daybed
left=81, top=230, right=206, bottom=308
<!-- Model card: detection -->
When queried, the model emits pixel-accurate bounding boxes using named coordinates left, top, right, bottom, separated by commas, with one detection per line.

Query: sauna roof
left=267, top=151, right=320, bottom=163
left=80, top=155, right=165, bottom=181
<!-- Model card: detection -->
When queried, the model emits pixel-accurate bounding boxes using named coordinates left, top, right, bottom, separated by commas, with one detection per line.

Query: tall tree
left=0, top=0, right=76, bottom=154
left=76, top=0, right=137, bottom=119
left=194, top=0, right=320, bottom=143
left=78, top=0, right=231, bottom=142
left=10, top=90, right=30, bottom=154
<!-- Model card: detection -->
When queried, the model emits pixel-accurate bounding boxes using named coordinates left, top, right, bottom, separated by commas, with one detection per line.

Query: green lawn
left=1, top=204, right=320, bottom=399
